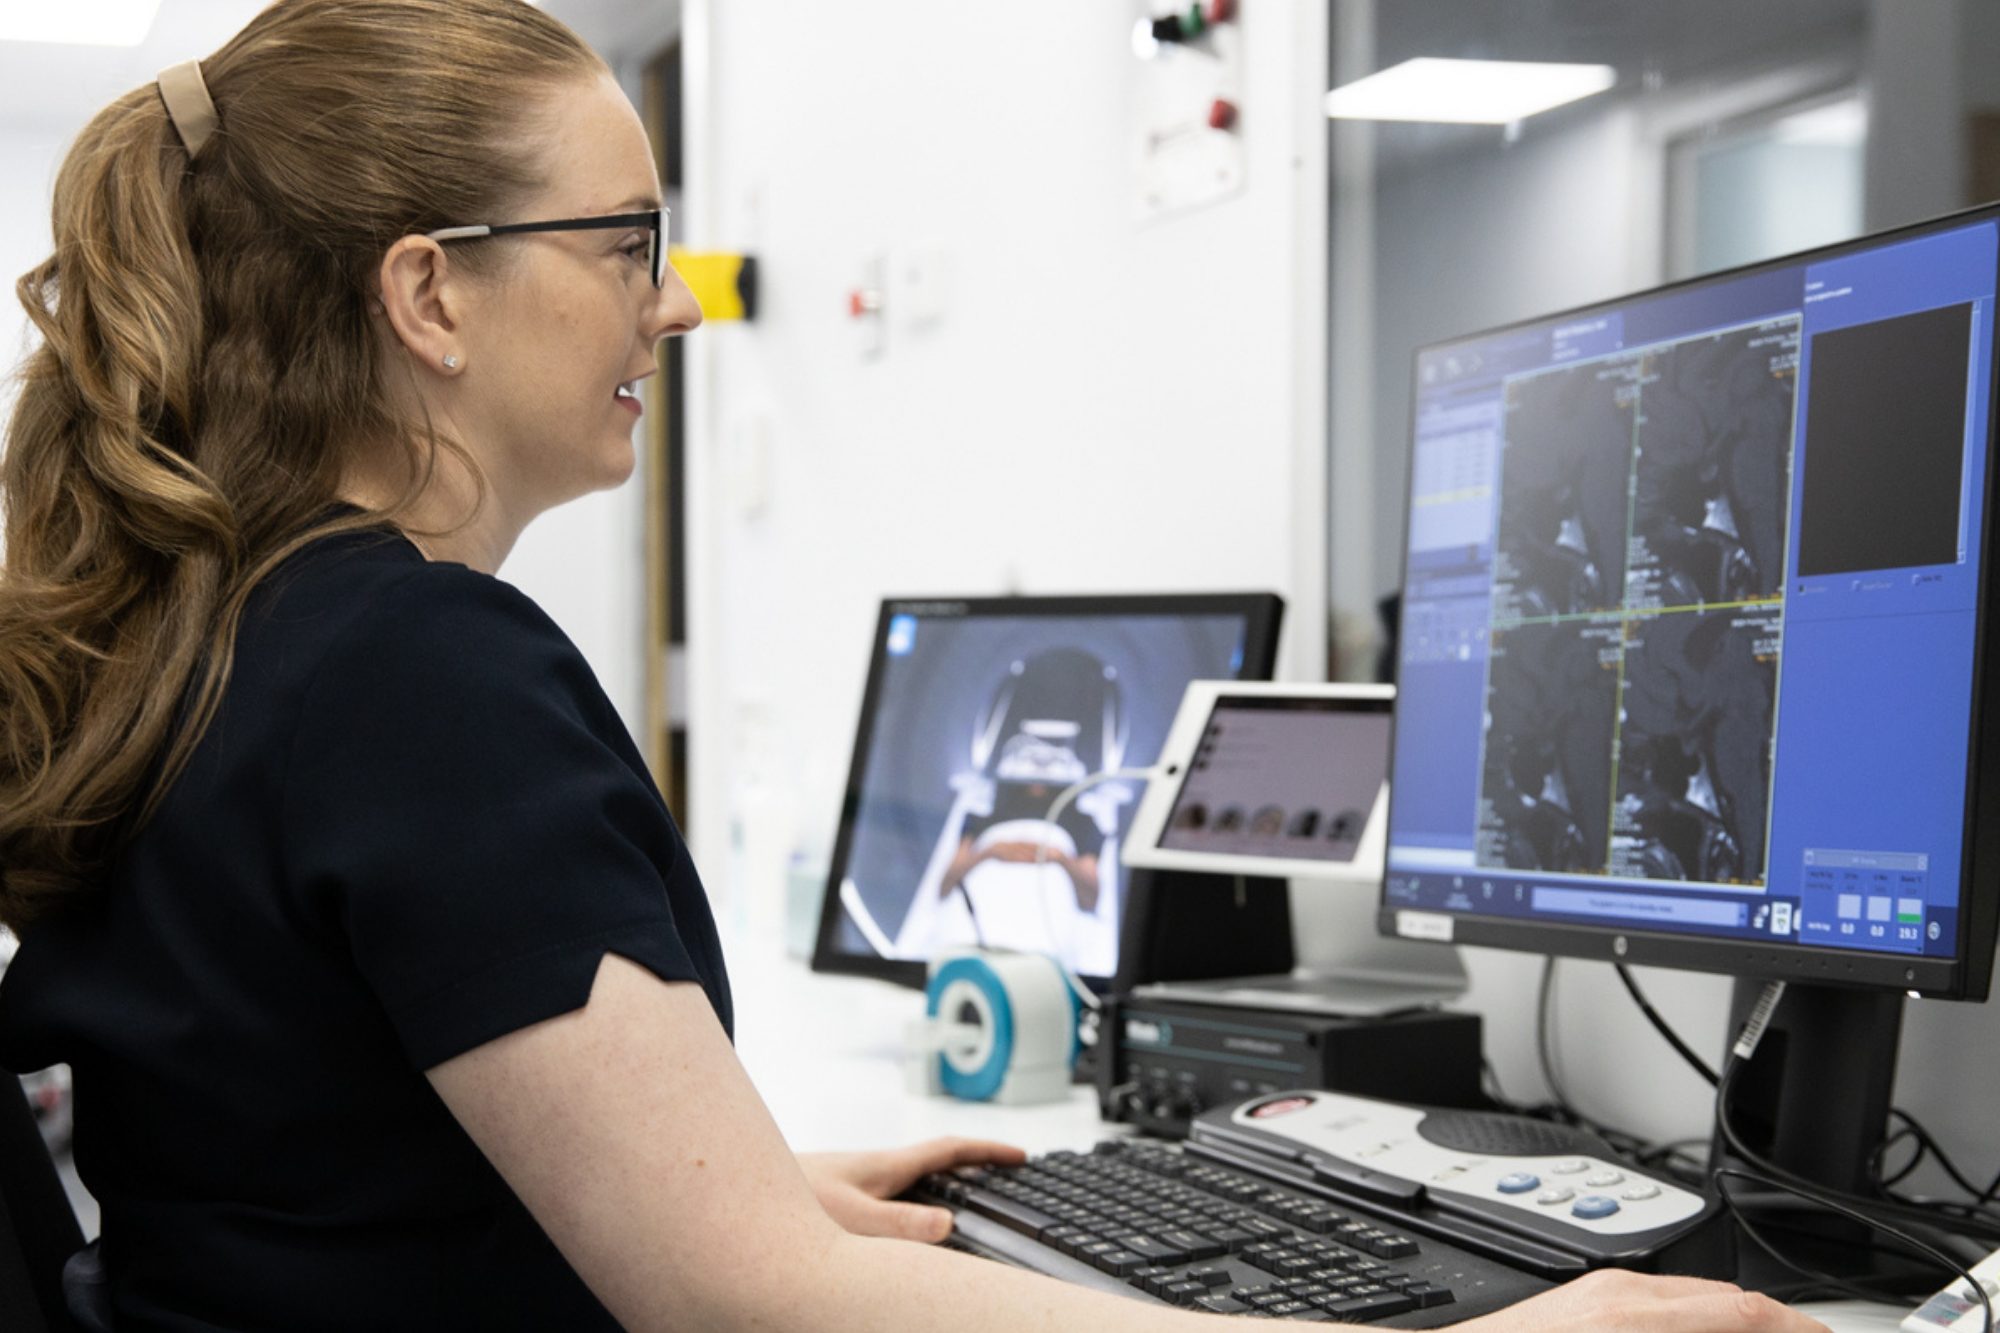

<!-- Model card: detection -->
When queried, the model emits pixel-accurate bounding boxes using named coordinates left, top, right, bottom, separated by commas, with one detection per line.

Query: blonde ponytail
left=0, top=0, right=601, bottom=929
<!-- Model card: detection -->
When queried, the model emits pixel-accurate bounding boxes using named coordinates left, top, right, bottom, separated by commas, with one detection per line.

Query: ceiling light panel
left=1325, top=58, right=1617, bottom=125
left=0, top=0, right=165, bottom=47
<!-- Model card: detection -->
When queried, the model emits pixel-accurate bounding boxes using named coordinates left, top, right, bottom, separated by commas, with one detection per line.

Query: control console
left=1187, top=1089, right=1728, bottom=1276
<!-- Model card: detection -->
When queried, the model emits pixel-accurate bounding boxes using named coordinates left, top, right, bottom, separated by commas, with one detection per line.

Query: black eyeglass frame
left=426, top=206, right=669, bottom=287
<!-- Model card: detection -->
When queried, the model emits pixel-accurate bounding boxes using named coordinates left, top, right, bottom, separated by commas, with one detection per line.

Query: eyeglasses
left=426, top=205, right=670, bottom=288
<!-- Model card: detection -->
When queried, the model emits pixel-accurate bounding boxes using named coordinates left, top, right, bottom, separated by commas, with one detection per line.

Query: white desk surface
left=726, top=935, right=1916, bottom=1333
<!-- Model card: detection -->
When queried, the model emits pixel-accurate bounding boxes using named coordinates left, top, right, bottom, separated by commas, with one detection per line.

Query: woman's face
left=445, top=71, right=702, bottom=523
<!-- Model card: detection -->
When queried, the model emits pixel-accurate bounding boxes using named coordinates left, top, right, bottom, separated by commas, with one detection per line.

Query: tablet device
left=1123, top=682, right=1395, bottom=882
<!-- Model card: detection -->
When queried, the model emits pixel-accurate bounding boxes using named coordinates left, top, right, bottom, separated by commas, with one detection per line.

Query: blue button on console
left=1496, top=1172, right=1541, bottom=1194
left=1572, top=1195, right=1620, bottom=1220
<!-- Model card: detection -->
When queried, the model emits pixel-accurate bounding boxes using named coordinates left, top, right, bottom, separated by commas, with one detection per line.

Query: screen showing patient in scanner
left=1158, top=699, right=1390, bottom=864
left=832, top=609, right=1253, bottom=979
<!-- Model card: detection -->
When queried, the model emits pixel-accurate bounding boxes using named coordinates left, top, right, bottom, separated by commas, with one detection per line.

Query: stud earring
left=442, top=354, right=459, bottom=369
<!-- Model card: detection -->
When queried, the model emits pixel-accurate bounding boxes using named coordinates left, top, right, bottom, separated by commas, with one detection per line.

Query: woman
left=0, top=2, right=1830, bottom=1330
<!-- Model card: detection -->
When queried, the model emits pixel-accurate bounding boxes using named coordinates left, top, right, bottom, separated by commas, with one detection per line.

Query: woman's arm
left=429, top=953, right=1829, bottom=1333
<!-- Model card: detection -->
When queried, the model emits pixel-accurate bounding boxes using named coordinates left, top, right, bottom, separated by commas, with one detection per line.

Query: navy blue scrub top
left=0, top=527, right=732, bottom=1332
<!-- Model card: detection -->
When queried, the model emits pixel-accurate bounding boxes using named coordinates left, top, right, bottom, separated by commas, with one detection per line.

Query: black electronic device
left=811, top=593, right=1284, bottom=990
left=915, top=1137, right=1549, bottom=1324
left=1382, top=206, right=2000, bottom=1211
left=912, top=1087, right=1728, bottom=1323
left=1096, top=994, right=1482, bottom=1138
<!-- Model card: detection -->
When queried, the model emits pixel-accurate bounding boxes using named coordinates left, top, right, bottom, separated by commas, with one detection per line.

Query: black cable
left=1713, top=1055, right=2000, bottom=1243
left=1874, top=1109, right=2000, bottom=1224
left=1606, top=966, right=2000, bottom=1234
left=1709, top=1003, right=1999, bottom=1333
left=1712, top=1165, right=1993, bottom=1333
left=1613, top=962, right=1719, bottom=1086
left=1535, top=955, right=1603, bottom=1131
left=951, top=882, right=987, bottom=948
left=1531, top=956, right=1709, bottom=1172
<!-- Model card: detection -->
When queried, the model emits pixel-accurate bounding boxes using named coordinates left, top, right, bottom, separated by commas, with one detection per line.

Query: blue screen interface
left=1385, top=218, right=1999, bottom=963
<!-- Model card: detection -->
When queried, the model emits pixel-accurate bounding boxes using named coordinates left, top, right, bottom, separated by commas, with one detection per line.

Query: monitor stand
left=1714, top=979, right=1941, bottom=1295
left=1130, top=876, right=1469, bottom=1018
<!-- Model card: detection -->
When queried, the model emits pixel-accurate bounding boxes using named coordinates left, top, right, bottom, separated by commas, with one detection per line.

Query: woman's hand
left=796, top=1137, right=1026, bottom=1243
left=1460, top=1269, right=1831, bottom=1333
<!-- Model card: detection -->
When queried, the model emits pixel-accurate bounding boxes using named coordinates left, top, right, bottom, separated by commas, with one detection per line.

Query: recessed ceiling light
left=0, top=0, right=164, bottom=47
left=1325, top=57, right=1616, bottom=125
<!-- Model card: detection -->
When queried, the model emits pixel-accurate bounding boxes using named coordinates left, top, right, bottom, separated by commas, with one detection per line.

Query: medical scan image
left=1478, top=319, right=1795, bottom=888
left=1477, top=620, right=1620, bottom=874
left=832, top=613, right=1247, bottom=977
left=1609, top=608, right=1779, bottom=885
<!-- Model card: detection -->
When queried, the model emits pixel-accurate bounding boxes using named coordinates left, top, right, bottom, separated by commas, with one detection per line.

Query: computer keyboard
left=916, top=1089, right=1731, bottom=1325
left=916, top=1139, right=1553, bottom=1324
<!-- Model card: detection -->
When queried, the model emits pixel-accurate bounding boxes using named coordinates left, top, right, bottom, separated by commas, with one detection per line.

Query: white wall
left=679, top=0, right=1330, bottom=934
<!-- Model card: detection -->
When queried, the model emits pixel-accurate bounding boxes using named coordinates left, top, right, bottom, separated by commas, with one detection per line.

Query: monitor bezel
left=1121, top=681, right=1395, bottom=882
left=812, top=591, right=1286, bottom=989
left=1377, top=203, right=2000, bottom=1002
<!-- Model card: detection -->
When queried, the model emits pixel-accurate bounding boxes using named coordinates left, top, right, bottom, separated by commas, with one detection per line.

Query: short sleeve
left=281, top=565, right=722, bottom=1070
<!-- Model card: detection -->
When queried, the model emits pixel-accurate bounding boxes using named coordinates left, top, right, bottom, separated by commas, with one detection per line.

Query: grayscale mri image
left=1476, top=620, right=1620, bottom=873
left=1490, top=365, right=1634, bottom=622
left=1626, top=324, right=1797, bottom=610
left=1477, top=317, right=1796, bottom=887
left=1609, top=608, right=1779, bottom=885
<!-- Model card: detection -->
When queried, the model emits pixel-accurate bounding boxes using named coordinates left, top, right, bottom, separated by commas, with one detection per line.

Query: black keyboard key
left=1266, top=1300, right=1330, bottom=1320
left=1322, top=1291, right=1416, bottom=1319
left=1157, top=1228, right=1226, bottom=1260
left=1209, top=1226, right=1259, bottom=1251
left=1183, top=1262, right=1233, bottom=1287
left=1194, top=1296, right=1250, bottom=1315
left=1116, top=1234, right=1193, bottom=1266
left=1407, top=1283, right=1456, bottom=1308
left=1372, top=1235, right=1420, bottom=1259
left=1162, top=1280, right=1212, bottom=1306
left=1091, top=1249, right=1148, bottom=1277
left=961, top=1190, right=1059, bottom=1238
left=1271, top=1256, right=1322, bottom=1278
left=1127, top=1265, right=1176, bottom=1294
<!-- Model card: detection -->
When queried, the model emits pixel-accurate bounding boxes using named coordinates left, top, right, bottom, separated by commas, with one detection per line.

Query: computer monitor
left=1381, top=206, right=2000, bottom=1195
left=812, top=593, right=1284, bottom=989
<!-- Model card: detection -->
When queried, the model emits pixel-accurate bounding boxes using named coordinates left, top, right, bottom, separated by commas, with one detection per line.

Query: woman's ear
left=377, top=236, right=467, bottom=375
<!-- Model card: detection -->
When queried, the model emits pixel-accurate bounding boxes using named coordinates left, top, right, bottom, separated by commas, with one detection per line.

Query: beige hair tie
left=157, top=60, right=218, bottom=159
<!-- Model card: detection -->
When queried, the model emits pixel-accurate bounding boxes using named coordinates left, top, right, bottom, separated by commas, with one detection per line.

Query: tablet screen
left=1158, top=696, right=1392, bottom=865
